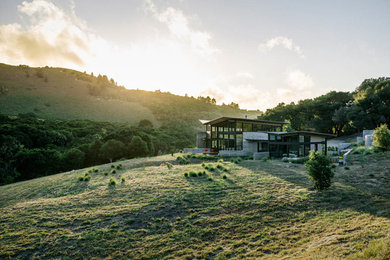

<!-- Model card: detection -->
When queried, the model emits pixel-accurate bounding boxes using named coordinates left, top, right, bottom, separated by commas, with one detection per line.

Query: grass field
left=1, top=153, right=390, bottom=259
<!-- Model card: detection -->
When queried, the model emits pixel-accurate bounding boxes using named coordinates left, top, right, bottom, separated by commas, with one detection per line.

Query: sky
left=0, top=0, right=389, bottom=110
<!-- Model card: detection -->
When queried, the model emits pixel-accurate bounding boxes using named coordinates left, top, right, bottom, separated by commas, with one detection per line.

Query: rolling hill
left=0, top=63, right=260, bottom=129
left=0, top=152, right=389, bottom=259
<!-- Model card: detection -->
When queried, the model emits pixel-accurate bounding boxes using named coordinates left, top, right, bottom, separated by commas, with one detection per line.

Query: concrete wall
left=183, top=148, right=205, bottom=154
left=242, top=132, right=268, bottom=154
left=365, top=134, right=373, bottom=147
left=218, top=150, right=251, bottom=156
left=196, top=132, right=207, bottom=148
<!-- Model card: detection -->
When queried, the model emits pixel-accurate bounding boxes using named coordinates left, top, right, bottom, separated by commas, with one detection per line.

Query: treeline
left=259, top=77, right=390, bottom=136
left=0, top=114, right=195, bottom=185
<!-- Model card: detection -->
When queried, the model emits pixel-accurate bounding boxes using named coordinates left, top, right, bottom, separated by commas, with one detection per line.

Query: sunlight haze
left=1, top=0, right=389, bottom=110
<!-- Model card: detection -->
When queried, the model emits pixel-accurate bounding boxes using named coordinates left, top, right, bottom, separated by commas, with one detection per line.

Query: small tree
left=100, top=139, right=125, bottom=163
left=305, top=151, right=334, bottom=190
left=373, top=124, right=390, bottom=151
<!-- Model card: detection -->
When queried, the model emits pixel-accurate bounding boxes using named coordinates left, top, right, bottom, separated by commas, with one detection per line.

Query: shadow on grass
left=241, top=160, right=390, bottom=219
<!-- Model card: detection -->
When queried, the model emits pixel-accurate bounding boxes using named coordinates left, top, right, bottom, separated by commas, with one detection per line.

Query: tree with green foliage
left=128, top=136, right=149, bottom=158
left=100, top=139, right=125, bottom=163
left=373, top=124, right=390, bottom=151
left=14, top=149, right=61, bottom=180
left=62, top=148, right=85, bottom=170
left=139, top=119, right=153, bottom=128
left=305, top=151, right=334, bottom=190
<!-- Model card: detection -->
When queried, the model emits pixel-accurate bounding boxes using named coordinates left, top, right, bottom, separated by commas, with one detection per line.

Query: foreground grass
left=1, top=153, right=390, bottom=259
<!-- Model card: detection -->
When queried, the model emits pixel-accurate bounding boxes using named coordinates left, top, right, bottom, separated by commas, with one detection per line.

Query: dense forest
left=259, top=77, right=390, bottom=136
left=0, top=113, right=195, bottom=184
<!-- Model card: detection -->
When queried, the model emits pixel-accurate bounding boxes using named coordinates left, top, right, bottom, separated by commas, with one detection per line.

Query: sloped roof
left=200, top=117, right=288, bottom=126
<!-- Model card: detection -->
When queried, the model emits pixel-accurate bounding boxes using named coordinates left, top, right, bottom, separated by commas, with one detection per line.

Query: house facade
left=192, top=117, right=335, bottom=159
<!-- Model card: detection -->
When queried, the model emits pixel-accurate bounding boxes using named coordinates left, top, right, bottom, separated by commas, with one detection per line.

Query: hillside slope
left=1, top=153, right=389, bottom=259
left=0, top=63, right=260, bottom=128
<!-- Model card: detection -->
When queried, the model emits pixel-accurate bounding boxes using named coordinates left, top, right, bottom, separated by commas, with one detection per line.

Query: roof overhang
left=201, top=117, right=288, bottom=126
left=269, top=131, right=336, bottom=138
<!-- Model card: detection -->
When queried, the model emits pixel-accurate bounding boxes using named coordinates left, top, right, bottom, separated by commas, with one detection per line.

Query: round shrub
left=184, top=172, right=188, bottom=177
left=305, top=151, right=334, bottom=190
left=222, top=174, right=227, bottom=179
left=109, top=178, right=116, bottom=186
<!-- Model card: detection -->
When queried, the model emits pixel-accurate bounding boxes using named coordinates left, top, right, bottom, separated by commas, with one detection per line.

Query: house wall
left=196, top=132, right=207, bottom=148
left=242, top=132, right=268, bottom=153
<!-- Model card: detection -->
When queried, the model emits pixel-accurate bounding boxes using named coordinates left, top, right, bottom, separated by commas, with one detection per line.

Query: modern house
left=189, top=116, right=336, bottom=159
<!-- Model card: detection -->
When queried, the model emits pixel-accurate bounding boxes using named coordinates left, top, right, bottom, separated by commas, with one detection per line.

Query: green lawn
left=1, top=153, right=390, bottom=259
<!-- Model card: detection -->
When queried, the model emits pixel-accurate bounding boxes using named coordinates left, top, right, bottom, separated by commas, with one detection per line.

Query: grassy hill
left=0, top=63, right=260, bottom=128
left=1, top=153, right=389, bottom=259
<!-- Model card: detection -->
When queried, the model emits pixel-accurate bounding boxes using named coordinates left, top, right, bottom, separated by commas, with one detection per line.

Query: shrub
left=218, top=159, right=224, bottom=163
left=78, top=176, right=84, bottom=181
left=216, top=163, right=223, bottom=169
left=331, top=164, right=337, bottom=168
left=84, top=172, right=91, bottom=181
left=176, top=156, right=190, bottom=165
left=111, top=165, right=115, bottom=168
left=104, top=171, right=109, bottom=176
left=222, top=174, right=227, bottom=179
left=184, top=172, right=188, bottom=177
left=201, top=162, right=206, bottom=167
left=121, top=177, right=125, bottom=183
left=189, top=171, right=197, bottom=177
left=111, top=169, right=116, bottom=174
left=373, top=124, right=390, bottom=151
left=344, top=166, right=350, bottom=170
left=109, top=178, right=116, bottom=186
left=93, top=168, right=99, bottom=172
left=208, top=177, right=213, bottom=181
left=305, top=151, right=334, bottom=190
left=223, top=168, right=228, bottom=172
left=116, top=165, right=122, bottom=170
left=166, top=162, right=173, bottom=169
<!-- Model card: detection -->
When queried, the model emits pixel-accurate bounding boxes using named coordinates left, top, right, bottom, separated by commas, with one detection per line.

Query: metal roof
left=200, top=117, right=288, bottom=126
left=268, top=131, right=336, bottom=138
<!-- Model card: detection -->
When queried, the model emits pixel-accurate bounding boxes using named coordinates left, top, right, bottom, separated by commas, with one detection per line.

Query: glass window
left=276, top=135, right=282, bottom=141
left=258, top=142, right=268, bottom=152
left=299, top=135, right=304, bottom=142
left=236, top=122, right=243, bottom=132
left=289, top=145, right=299, bottom=157
left=243, top=123, right=252, bottom=132
left=304, top=136, right=311, bottom=143
left=290, top=135, right=298, bottom=142
left=236, top=134, right=243, bottom=150
left=270, top=135, right=276, bottom=141
left=299, top=145, right=304, bottom=157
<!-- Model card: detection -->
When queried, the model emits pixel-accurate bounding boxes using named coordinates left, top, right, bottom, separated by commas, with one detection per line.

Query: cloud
left=144, top=0, right=218, bottom=57
left=285, top=69, right=313, bottom=90
left=259, top=36, right=304, bottom=58
left=0, top=0, right=104, bottom=68
left=276, top=69, right=314, bottom=103
left=200, top=73, right=274, bottom=110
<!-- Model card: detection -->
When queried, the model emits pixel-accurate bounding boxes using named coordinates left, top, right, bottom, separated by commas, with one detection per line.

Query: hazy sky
left=0, top=0, right=389, bottom=110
